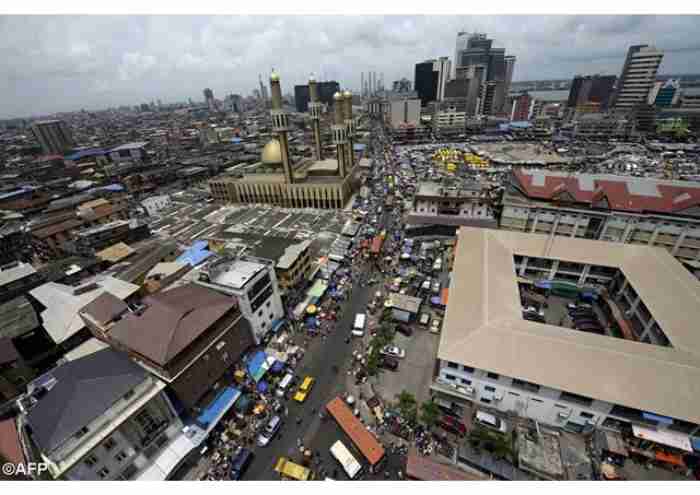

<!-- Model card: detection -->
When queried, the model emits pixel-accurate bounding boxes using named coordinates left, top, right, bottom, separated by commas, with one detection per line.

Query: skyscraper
left=414, top=61, right=438, bottom=107
left=568, top=75, right=616, bottom=110
left=294, top=81, right=340, bottom=113
left=203, top=88, right=215, bottom=111
left=504, top=56, right=517, bottom=102
left=453, top=31, right=471, bottom=79
left=611, top=45, right=664, bottom=112
left=30, top=120, right=75, bottom=155
left=434, top=57, right=452, bottom=101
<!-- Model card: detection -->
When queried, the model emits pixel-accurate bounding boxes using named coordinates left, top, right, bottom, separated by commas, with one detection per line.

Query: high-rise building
left=203, top=88, right=215, bottom=111
left=434, top=57, right=451, bottom=102
left=294, top=81, right=340, bottom=113
left=649, top=79, right=681, bottom=107
left=611, top=45, right=664, bottom=112
left=414, top=61, right=439, bottom=107
left=392, top=78, right=412, bottom=94
left=453, top=31, right=471, bottom=79
left=30, top=120, right=75, bottom=155
left=568, top=75, right=616, bottom=110
left=510, top=92, right=533, bottom=121
left=454, top=32, right=513, bottom=115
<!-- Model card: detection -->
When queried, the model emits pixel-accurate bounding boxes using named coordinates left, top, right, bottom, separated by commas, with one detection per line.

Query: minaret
left=343, top=90, right=355, bottom=170
left=269, top=71, right=294, bottom=184
left=308, top=74, right=323, bottom=161
left=332, top=92, right=348, bottom=178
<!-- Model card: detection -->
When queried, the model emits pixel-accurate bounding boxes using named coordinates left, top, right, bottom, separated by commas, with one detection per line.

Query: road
left=244, top=130, right=392, bottom=480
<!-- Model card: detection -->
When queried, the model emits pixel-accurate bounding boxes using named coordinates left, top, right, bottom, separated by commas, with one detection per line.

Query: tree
left=419, top=400, right=440, bottom=428
left=396, top=390, right=418, bottom=424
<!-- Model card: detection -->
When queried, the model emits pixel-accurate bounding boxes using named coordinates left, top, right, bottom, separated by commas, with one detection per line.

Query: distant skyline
left=1, top=15, right=700, bottom=118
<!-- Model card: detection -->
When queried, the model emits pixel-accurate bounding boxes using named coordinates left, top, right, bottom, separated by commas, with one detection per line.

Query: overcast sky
left=1, top=15, right=699, bottom=118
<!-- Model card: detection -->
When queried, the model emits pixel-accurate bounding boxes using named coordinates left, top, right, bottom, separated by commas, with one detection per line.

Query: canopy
left=642, top=412, right=674, bottom=425
left=257, top=381, right=269, bottom=393
left=271, top=360, right=285, bottom=374
left=270, top=318, right=286, bottom=334
left=247, top=351, right=269, bottom=382
left=632, top=425, right=692, bottom=452
left=196, top=386, right=241, bottom=428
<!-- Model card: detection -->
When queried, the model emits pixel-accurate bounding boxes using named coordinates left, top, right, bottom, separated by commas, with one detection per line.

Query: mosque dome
left=261, top=139, right=282, bottom=165
left=343, top=90, right=352, bottom=98
left=333, top=92, right=343, bottom=101
left=270, top=70, right=280, bottom=82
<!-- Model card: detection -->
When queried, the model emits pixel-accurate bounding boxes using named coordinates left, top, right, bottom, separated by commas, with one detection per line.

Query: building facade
left=30, top=120, right=75, bottom=155
left=567, top=75, right=616, bottom=110
left=414, top=61, right=438, bottom=107
left=611, top=45, right=663, bottom=111
left=407, top=181, right=497, bottom=228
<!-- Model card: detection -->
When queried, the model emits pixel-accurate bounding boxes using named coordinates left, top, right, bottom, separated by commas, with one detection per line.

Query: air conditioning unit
left=465, top=386, right=475, bottom=396
left=558, top=410, right=571, bottom=419
left=585, top=419, right=597, bottom=426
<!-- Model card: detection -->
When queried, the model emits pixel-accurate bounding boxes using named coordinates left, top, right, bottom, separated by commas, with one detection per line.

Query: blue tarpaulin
left=247, top=351, right=267, bottom=380
left=691, top=437, right=700, bottom=452
left=257, top=381, right=269, bottom=393
left=535, top=280, right=552, bottom=290
left=271, top=360, right=284, bottom=374
left=196, top=386, right=241, bottom=428
left=271, top=318, right=285, bottom=334
left=176, top=240, right=213, bottom=267
left=642, top=412, right=674, bottom=425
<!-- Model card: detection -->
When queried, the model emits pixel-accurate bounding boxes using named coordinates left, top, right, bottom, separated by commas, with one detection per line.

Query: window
left=447, top=361, right=459, bottom=369
left=266, top=300, right=271, bottom=308
left=103, top=437, right=117, bottom=451
left=83, top=455, right=98, bottom=468
left=484, top=386, right=496, bottom=392
left=444, top=374, right=456, bottom=381
left=258, top=310, right=263, bottom=318
left=560, top=391, right=593, bottom=407
left=554, top=404, right=567, bottom=409
left=115, top=451, right=128, bottom=463
left=512, top=378, right=541, bottom=393
left=508, top=392, right=520, bottom=397
left=460, top=378, right=471, bottom=385
left=580, top=411, right=595, bottom=419
left=462, top=366, right=474, bottom=373
left=134, top=409, right=161, bottom=437
left=530, top=398, right=544, bottom=403
left=97, top=467, right=110, bottom=479
left=487, top=372, right=500, bottom=380
left=480, top=398, right=491, bottom=404
left=74, top=426, right=89, bottom=439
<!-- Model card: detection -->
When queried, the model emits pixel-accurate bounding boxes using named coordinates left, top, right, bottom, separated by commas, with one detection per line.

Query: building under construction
left=209, top=72, right=361, bottom=209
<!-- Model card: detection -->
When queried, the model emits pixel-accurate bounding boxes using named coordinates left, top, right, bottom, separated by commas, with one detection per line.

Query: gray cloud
left=1, top=15, right=699, bottom=118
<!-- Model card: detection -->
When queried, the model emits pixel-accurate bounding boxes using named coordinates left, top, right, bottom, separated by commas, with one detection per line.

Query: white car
left=380, top=345, right=406, bottom=359
left=430, top=317, right=442, bottom=334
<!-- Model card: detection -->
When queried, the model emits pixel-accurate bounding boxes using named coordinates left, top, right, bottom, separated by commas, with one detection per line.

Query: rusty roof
left=109, top=283, right=236, bottom=366
left=80, top=292, right=129, bottom=327
left=325, top=396, right=385, bottom=466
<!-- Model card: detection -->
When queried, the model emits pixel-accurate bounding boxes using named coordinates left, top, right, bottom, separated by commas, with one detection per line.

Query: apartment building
left=431, top=228, right=700, bottom=437
left=196, top=256, right=284, bottom=344
left=611, top=45, right=664, bottom=111
left=572, top=114, right=635, bottom=139
left=22, top=349, right=183, bottom=480
left=500, top=169, right=700, bottom=267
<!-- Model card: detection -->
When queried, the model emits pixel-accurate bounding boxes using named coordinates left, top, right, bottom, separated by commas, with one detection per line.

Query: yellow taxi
left=293, top=376, right=315, bottom=403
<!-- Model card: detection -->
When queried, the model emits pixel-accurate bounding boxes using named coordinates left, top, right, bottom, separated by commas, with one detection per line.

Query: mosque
left=209, top=71, right=362, bottom=209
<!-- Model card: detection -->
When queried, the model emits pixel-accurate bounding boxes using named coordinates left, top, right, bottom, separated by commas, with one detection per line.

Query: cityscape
left=3, top=13, right=700, bottom=485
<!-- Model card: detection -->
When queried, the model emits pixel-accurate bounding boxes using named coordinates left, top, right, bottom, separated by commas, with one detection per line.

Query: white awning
left=632, top=425, right=692, bottom=452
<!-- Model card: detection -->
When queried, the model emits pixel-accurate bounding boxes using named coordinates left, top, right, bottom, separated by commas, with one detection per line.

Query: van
left=276, top=373, right=294, bottom=397
left=352, top=313, right=366, bottom=337
left=257, top=415, right=282, bottom=447
left=230, top=448, right=254, bottom=480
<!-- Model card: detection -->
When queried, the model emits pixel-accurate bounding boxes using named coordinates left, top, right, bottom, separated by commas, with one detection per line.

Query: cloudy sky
left=1, top=15, right=699, bottom=118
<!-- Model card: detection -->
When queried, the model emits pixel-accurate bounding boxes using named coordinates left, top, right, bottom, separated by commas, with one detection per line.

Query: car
left=257, top=415, right=282, bottom=447
left=421, top=278, right=432, bottom=291
left=396, top=324, right=413, bottom=337
left=439, top=415, right=467, bottom=436
left=431, top=281, right=441, bottom=294
left=293, top=376, right=315, bottom=403
left=380, top=345, right=406, bottom=359
left=419, top=312, right=430, bottom=326
left=430, top=317, right=442, bottom=334
left=475, top=410, right=507, bottom=433
left=379, top=355, right=399, bottom=371
left=523, top=306, right=544, bottom=316
left=230, top=448, right=254, bottom=480
left=567, top=302, right=592, bottom=310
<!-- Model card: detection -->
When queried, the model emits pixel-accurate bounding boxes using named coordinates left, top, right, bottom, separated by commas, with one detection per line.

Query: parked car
left=396, top=324, right=413, bottom=337
left=431, top=281, right=441, bottom=294
left=430, top=317, right=442, bottom=334
left=419, top=312, right=430, bottom=326
left=380, top=345, right=406, bottom=359
left=474, top=410, right=507, bottom=433
left=379, top=355, right=399, bottom=371
left=257, top=415, right=282, bottom=447
left=230, top=448, right=254, bottom=480
left=293, top=376, right=315, bottom=403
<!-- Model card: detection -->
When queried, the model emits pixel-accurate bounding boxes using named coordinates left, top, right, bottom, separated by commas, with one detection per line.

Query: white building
left=407, top=181, right=497, bottom=228
left=141, top=195, right=172, bottom=217
left=22, top=349, right=185, bottom=480
left=197, top=256, right=284, bottom=344
left=612, top=45, right=664, bottom=111
left=433, top=107, right=467, bottom=134
left=434, top=57, right=452, bottom=102
left=432, top=228, right=700, bottom=437
left=109, top=142, right=148, bottom=163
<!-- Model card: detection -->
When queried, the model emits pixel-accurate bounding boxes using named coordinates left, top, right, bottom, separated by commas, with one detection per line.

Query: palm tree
left=420, top=400, right=440, bottom=428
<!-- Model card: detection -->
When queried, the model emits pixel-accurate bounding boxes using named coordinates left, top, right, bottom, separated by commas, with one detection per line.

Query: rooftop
left=210, top=259, right=266, bottom=290
left=440, top=227, right=700, bottom=425
left=0, top=262, right=37, bottom=287
left=109, top=141, right=148, bottom=152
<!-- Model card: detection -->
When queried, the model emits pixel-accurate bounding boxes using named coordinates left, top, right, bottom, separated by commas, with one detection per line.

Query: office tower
left=414, top=60, right=439, bottom=107
left=269, top=71, right=293, bottom=184
left=611, top=45, right=664, bottom=111
left=453, top=31, right=471, bottom=78
left=568, top=75, right=616, bottom=110
left=649, top=79, right=680, bottom=107
left=308, top=75, right=323, bottom=160
left=30, top=120, right=75, bottom=155
left=510, top=92, right=533, bottom=121
left=434, top=57, right=452, bottom=101
left=294, top=81, right=340, bottom=113
left=203, top=88, right=215, bottom=111
left=259, top=74, right=269, bottom=103
left=361, top=72, right=364, bottom=97
left=392, top=78, right=412, bottom=94
left=454, top=32, right=513, bottom=115
left=504, top=56, right=516, bottom=104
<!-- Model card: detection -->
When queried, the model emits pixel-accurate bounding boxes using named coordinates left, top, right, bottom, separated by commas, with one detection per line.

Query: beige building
left=432, top=227, right=700, bottom=436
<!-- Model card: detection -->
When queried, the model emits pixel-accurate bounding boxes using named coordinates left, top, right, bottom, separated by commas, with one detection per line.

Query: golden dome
left=343, top=90, right=352, bottom=98
left=270, top=70, right=280, bottom=82
left=309, top=73, right=316, bottom=83
left=333, top=92, right=343, bottom=101
left=261, top=139, right=282, bottom=165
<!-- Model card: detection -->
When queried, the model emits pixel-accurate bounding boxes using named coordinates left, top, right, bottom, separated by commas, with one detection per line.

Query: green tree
left=396, top=390, right=418, bottom=424
left=419, top=400, right=441, bottom=428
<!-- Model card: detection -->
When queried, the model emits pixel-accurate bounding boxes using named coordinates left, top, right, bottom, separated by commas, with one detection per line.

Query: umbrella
left=257, top=381, right=269, bottom=393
